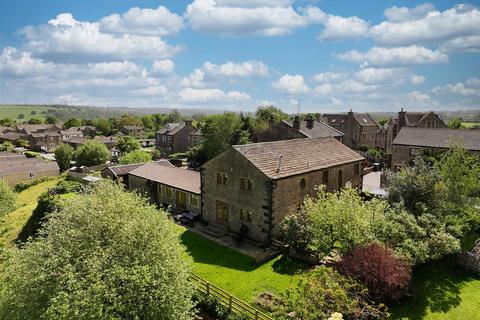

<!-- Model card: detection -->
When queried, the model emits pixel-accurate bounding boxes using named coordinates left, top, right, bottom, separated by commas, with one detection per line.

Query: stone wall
left=457, top=252, right=480, bottom=273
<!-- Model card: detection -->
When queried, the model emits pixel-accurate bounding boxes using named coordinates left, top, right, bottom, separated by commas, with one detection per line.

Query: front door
left=176, top=191, right=187, bottom=211
left=216, top=200, right=229, bottom=223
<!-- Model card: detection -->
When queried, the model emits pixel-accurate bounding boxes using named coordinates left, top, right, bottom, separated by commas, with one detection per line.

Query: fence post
left=228, top=295, right=232, bottom=310
left=255, top=310, right=259, bottom=320
left=206, top=282, right=210, bottom=296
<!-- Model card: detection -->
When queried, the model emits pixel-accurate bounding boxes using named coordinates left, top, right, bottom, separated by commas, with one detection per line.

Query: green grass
left=0, top=177, right=63, bottom=248
left=0, top=105, right=52, bottom=121
left=177, top=228, right=310, bottom=303
left=389, top=256, right=480, bottom=320
left=462, top=122, right=480, bottom=128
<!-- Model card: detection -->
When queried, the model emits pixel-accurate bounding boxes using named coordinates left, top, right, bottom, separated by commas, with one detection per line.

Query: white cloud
left=433, top=77, right=480, bottom=97
left=179, top=88, right=250, bottom=102
left=20, top=13, right=181, bottom=61
left=202, top=60, right=269, bottom=78
left=184, top=0, right=317, bottom=36
left=99, top=6, right=183, bottom=36
left=371, top=4, right=480, bottom=46
left=409, top=74, right=426, bottom=85
left=132, top=85, right=168, bottom=96
left=384, top=3, right=435, bottom=22
left=313, top=83, right=333, bottom=95
left=439, top=35, right=480, bottom=53
left=272, top=74, right=310, bottom=94
left=181, top=69, right=205, bottom=88
left=319, top=15, right=369, bottom=41
left=151, top=59, right=175, bottom=76
left=336, top=45, right=448, bottom=67
left=313, top=71, right=347, bottom=83
left=354, top=67, right=403, bottom=84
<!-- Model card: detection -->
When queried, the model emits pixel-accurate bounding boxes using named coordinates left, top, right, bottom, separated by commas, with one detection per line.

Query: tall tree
left=0, top=182, right=194, bottom=320
left=118, top=114, right=139, bottom=128
left=54, top=144, right=75, bottom=171
left=75, top=141, right=110, bottom=167
left=94, top=118, right=112, bottom=136
left=117, top=136, right=141, bottom=154
left=118, top=150, right=152, bottom=165
left=198, top=112, right=242, bottom=160
left=63, top=118, right=83, bottom=129
left=0, top=179, right=16, bottom=216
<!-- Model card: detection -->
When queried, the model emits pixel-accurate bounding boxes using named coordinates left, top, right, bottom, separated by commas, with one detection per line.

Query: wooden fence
left=189, top=273, right=273, bottom=320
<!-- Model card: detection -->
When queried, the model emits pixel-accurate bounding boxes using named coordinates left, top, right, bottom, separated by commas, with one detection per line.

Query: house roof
left=0, top=132, right=27, bottom=141
left=94, top=135, right=118, bottom=143
left=393, top=127, right=480, bottom=151
left=322, top=114, right=347, bottom=126
left=64, top=136, right=87, bottom=144
left=284, top=120, right=344, bottom=138
left=130, top=163, right=201, bottom=194
left=232, top=137, right=365, bottom=180
left=30, top=132, right=61, bottom=138
left=104, top=160, right=174, bottom=177
left=16, top=124, right=53, bottom=134
left=157, top=123, right=185, bottom=135
left=352, top=113, right=379, bottom=127
left=0, top=159, right=59, bottom=176
left=0, top=152, right=26, bottom=161
left=190, top=127, right=203, bottom=136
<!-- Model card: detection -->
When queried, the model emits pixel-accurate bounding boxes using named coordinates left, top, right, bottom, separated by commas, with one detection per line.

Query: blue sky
left=0, top=1, right=479, bottom=113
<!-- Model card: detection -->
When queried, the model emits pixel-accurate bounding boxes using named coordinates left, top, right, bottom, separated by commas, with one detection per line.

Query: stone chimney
left=293, top=115, right=300, bottom=130
left=398, top=108, right=406, bottom=129
left=306, top=116, right=314, bottom=129
left=348, top=108, right=353, bottom=117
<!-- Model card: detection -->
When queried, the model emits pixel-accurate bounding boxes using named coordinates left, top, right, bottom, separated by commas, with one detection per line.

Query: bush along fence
left=189, top=273, right=272, bottom=320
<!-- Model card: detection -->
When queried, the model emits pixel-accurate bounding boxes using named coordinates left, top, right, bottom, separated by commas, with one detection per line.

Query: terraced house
left=201, top=137, right=365, bottom=245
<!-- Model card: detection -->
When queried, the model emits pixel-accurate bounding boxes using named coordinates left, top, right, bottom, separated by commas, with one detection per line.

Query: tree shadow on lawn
left=180, top=230, right=310, bottom=274
left=389, top=256, right=478, bottom=320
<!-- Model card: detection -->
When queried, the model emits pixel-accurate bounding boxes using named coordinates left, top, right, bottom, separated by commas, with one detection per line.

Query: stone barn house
left=201, top=137, right=365, bottom=245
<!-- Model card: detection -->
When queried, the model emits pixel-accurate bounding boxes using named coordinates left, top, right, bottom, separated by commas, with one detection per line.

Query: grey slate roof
left=0, top=159, right=59, bottom=175
left=233, top=137, right=365, bottom=180
left=129, top=163, right=200, bottom=194
left=104, top=160, right=174, bottom=177
left=157, top=123, right=185, bottom=135
left=283, top=120, right=344, bottom=138
left=393, top=128, right=480, bottom=151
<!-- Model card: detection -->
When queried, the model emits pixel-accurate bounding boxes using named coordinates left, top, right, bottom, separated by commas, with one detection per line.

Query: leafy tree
left=336, top=244, right=411, bottom=302
left=0, top=141, right=15, bottom=152
left=447, top=118, right=464, bottom=129
left=297, top=186, right=385, bottom=257
left=30, top=110, right=37, bottom=115
left=378, top=118, right=389, bottom=126
left=118, top=114, right=139, bottom=127
left=119, top=150, right=152, bottom=165
left=63, top=118, right=83, bottom=129
left=198, top=112, right=242, bottom=160
left=253, top=106, right=288, bottom=137
left=280, top=212, right=313, bottom=253
left=17, top=113, right=25, bottom=119
left=0, top=179, right=16, bottom=216
left=0, top=182, right=195, bottom=320
left=15, top=139, right=29, bottom=148
left=94, top=118, right=112, bottom=135
left=75, top=140, right=110, bottom=167
left=0, top=117, right=15, bottom=127
left=45, top=116, right=58, bottom=124
left=28, top=118, right=44, bottom=124
left=167, top=109, right=182, bottom=123
left=55, top=143, right=75, bottom=171
left=386, top=158, right=444, bottom=216
left=117, top=136, right=141, bottom=154
left=141, top=115, right=155, bottom=130
left=274, top=266, right=388, bottom=320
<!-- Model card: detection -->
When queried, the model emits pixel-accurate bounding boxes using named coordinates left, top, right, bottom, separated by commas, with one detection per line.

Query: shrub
left=280, top=212, right=313, bottom=252
left=119, top=149, right=152, bottom=165
left=0, top=179, right=16, bottom=216
left=273, top=266, right=388, bottom=320
left=24, top=151, right=40, bottom=158
left=54, top=143, right=74, bottom=171
left=336, top=243, right=411, bottom=302
left=75, top=140, right=110, bottom=167
left=14, top=176, right=54, bottom=192
left=0, top=141, right=14, bottom=152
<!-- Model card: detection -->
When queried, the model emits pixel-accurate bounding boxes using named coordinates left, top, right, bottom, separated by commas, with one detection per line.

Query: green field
left=390, top=257, right=480, bottom=320
left=0, top=105, right=52, bottom=121
left=462, top=122, right=480, bottom=128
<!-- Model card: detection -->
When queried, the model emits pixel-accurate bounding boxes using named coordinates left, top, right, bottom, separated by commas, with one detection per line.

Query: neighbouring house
left=201, top=137, right=365, bottom=245
left=391, top=127, right=480, bottom=169
left=0, top=131, right=27, bottom=144
left=0, top=151, right=25, bottom=161
left=101, top=159, right=173, bottom=185
left=120, top=126, right=144, bottom=136
left=93, top=135, right=119, bottom=149
left=63, top=136, right=88, bottom=148
left=376, top=109, right=447, bottom=153
left=189, top=127, right=204, bottom=148
left=16, top=124, right=53, bottom=135
left=78, top=126, right=97, bottom=137
left=257, top=115, right=345, bottom=142
left=156, top=120, right=196, bottom=155
left=0, top=152, right=59, bottom=185
left=320, top=110, right=380, bottom=148
left=128, top=163, right=201, bottom=214
left=28, top=132, right=62, bottom=152
left=138, top=138, right=156, bottom=148
left=60, top=127, right=84, bottom=140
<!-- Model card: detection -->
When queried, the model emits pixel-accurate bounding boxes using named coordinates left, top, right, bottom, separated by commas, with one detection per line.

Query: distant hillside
left=0, top=104, right=228, bottom=121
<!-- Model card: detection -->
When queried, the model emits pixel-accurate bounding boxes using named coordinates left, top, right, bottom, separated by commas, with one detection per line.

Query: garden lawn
left=177, top=227, right=310, bottom=303
left=0, top=177, right=62, bottom=248
left=389, top=256, right=480, bottom=320
left=0, top=105, right=51, bottom=121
